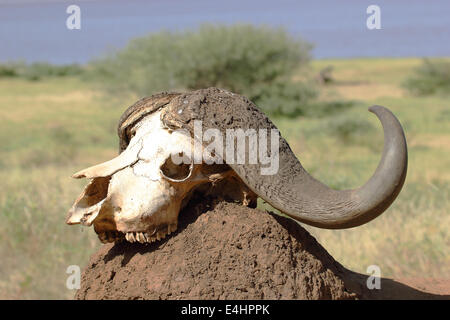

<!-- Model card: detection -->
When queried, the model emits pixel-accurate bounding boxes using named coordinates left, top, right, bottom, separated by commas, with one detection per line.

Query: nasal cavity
left=83, top=176, right=111, bottom=207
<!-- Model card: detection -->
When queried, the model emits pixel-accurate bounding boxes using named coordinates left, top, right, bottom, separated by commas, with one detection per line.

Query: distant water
left=0, top=0, right=449, bottom=64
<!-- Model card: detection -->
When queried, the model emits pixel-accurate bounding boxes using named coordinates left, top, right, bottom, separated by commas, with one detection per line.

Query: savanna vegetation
left=402, top=58, right=450, bottom=96
left=0, top=25, right=448, bottom=299
left=87, top=24, right=320, bottom=117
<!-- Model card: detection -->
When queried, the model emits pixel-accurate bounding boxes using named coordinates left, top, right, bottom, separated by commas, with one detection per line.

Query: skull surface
left=66, top=110, right=256, bottom=243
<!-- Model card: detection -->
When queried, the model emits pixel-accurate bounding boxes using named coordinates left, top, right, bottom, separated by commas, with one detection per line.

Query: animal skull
left=66, top=110, right=256, bottom=243
left=67, top=88, right=407, bottom=244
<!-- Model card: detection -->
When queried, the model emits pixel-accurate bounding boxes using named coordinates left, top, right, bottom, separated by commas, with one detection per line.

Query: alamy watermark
left=66, top=5, right=81, bottom=30
left=366, top=264, right=381, bottom=289
left=65, top=5, right=382, bottom=31
left=366, top=5, right=381, bottom=30
left=66, top=265, right=81, bottom=290
left=169, top=121, right=280, bottom=176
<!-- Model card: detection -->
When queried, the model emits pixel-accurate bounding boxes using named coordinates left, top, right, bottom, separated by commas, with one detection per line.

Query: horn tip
left=368, top=105, right=385, bottom=114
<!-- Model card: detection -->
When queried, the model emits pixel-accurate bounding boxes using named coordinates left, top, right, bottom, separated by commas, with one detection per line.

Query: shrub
left=21, top=63, right=83, bottom=81
left=403, top=58, right=450, bottom=95
left=330, top=117, right=374, bottom=146
left=0, top=61, right=83, bottom=80
left=89, top=24, right=316, bottom=116
left=0, top=62, right=22, bottom=77
left=311, top=113, right=375, bottom=145
left=249, top=80, right=318, bottom=116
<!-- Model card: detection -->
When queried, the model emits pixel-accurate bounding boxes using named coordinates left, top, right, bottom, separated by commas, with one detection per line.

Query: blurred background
left=0, top=0, right=449, bottom=299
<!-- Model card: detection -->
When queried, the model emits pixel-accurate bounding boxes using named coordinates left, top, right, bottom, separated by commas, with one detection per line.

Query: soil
left=75, top=199, right=449, bottom=300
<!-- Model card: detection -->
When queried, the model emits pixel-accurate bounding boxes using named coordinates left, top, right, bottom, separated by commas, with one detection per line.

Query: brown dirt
left=75, top=199, right=449, bottom=300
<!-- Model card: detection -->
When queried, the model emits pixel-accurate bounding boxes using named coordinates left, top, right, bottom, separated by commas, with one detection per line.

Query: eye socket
left=127, top=123, right=141, bottom=141
left=160, top=155, right=193, bottom=182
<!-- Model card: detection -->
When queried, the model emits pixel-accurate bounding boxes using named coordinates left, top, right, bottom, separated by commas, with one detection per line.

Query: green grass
left=0, top=57, right=449, bottom=299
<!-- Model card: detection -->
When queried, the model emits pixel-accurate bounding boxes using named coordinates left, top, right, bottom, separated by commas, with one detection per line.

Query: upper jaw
left=121, top=224, right=178, bottom=244
left=66, top=174, right=180, bottom=244
left=95, top=224, right=178, bottom=244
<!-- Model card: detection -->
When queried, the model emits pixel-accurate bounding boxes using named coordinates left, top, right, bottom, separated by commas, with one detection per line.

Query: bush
left=249, top=80, right=318, bottom=116
left=326, top=115, right=374, bottom=144
left=22, top=63, right=83, bottom=80
left=0, top=61, right=83, bottom=81
left=89, top=24, right=316, bottom=116
left=0, top=62, right=21, bottom=77
left=403, top=58, right=450, bottom=95
left=304, top=113, right=375, bottom=145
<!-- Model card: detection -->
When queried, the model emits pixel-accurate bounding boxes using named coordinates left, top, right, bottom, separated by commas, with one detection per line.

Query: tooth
left=137, top=232, right=145, bottom=243
left=126, top=232, right=135, bottom=243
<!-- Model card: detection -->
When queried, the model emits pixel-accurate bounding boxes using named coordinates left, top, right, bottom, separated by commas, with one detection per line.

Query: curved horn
left=246, top=104, right=408, bottom=229
left=159, top=88, right=408, bottom=229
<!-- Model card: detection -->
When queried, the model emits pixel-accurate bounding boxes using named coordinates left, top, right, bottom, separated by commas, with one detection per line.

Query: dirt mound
left=75, top=200, right=449, bottom=300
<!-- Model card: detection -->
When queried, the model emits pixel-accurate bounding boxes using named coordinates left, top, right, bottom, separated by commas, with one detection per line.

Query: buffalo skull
left=66, top=88, right=407, bottom=243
